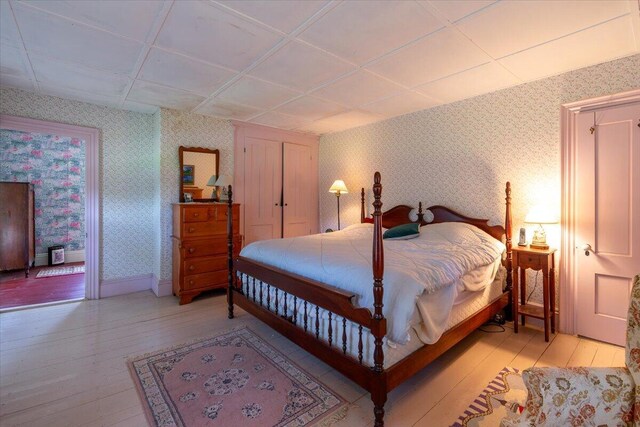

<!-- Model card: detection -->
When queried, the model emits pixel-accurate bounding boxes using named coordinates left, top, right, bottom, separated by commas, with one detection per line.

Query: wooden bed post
left=227, top=184, right=234, bottom=319
left=504, top=182, right=513, bottom=320
left=371, top=172, right=387, bottom=427
left=360, top=187, right=365, bottom=223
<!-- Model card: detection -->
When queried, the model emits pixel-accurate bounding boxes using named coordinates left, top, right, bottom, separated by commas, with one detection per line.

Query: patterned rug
left=451, top=367, right=527, bottom=427
left=35, top=265, right=85, bottom=278
left=128, top=327, right=347, bottom=426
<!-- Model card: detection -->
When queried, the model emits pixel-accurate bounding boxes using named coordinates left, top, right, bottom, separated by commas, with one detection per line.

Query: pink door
left=283, top=142, right=312, bottom=238
left=243, top=137, right=282, bottom=245
left=576, top=102, right=640, bottom=346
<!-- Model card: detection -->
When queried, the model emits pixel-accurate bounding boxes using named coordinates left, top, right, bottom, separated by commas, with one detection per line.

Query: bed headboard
left=360, top=188, right=507, bottom=242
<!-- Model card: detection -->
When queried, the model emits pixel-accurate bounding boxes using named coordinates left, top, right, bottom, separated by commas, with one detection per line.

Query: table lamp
left=329, top=180, right=348, bottom=230
left=214, top=175, right=232, bottom=202
left=524, top=205, right=558, bottom=249
left=206, top=174, right=217, bottom=198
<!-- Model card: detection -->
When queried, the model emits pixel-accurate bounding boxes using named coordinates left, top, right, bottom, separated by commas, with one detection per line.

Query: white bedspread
left=240, top=222, right=505, bottom=344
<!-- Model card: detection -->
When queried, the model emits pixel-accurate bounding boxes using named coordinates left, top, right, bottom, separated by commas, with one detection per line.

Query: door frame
left=0, top=114, right=100, bottom=300
left=559, top=89, right=640, bottom=334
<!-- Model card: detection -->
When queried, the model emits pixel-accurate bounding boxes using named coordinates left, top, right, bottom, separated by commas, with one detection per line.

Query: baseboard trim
left=152, top=275, right=172, bottom=297
left=100, top=274, right=154, bottom=298
left=35, top=250, right=85, bottom=267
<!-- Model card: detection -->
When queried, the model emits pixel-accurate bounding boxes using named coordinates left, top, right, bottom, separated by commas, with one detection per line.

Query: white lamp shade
left=206, top=175, right=217, bottom=186
left=525, top=205, right=558, bottom=224
left=214, top=174, right=232, bottom=187
left=329, top=180, right=348, bottom=194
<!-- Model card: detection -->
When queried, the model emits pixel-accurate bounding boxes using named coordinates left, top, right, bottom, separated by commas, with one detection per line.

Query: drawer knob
left=189, top=265, right=195, bottom=271
left=188, top=227, right=195, bottom=232
left=189, top=280, right=194, bottom=285
left=528, top=257, right=533, bottom=262
left=193, top=213, right=199, bottom=217
left=188, top=248, right=195, bottom=254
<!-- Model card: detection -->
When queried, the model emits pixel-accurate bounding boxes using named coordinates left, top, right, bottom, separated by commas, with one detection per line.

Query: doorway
left=0, top=115, right=99, bottom=309
left=560, top=90, right=640, bottom=346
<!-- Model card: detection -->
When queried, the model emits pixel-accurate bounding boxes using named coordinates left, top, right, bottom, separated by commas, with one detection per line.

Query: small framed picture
left=183, top=192, right=193, bottom=203
left=182, top=165, right=195, bottom=185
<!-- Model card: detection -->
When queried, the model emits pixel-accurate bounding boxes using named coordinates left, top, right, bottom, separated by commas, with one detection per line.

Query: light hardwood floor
left=0, top=291, right=624, bottom=427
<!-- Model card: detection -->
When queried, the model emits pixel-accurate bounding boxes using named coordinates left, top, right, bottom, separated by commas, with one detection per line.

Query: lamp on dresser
left=214, top=175, right=232, bottom=202
left=329, top=179, right=348, bottom=230
left=524, top=205, right=558, bottom=250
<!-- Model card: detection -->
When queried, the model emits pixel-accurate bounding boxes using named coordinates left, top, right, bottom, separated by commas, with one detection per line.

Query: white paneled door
left=576, top=102, right=640, bottom=346
left=283, top=142, right=312, bottom=238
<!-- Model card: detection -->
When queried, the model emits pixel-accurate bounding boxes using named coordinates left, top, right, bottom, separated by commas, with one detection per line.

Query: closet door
left=244, top=137, right=282, bottom=245
left=283, top=142, right=312, bottom=238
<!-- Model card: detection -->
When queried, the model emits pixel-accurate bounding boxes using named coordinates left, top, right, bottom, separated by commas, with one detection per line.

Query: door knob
left=580, top=243, right=593, bottom=256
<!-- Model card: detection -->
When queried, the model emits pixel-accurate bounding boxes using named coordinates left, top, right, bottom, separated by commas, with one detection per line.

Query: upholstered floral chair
left=502, top=274, right=640, bottom=427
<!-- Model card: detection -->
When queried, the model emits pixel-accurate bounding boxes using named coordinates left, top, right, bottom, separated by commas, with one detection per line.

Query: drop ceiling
left=1, top=0, right=638, bottom=135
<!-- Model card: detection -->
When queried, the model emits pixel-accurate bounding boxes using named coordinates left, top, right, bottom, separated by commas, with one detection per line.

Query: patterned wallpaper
left=0, top=129, right=85, bottom=253
left=319, top=54, right=640, bottom=304
left=0, top=87, right=157, bottom=281
left=159, top=109, right=233, bottom=281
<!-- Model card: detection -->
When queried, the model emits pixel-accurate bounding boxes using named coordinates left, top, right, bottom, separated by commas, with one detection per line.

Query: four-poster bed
left=225, top=172, right=513, bottom=426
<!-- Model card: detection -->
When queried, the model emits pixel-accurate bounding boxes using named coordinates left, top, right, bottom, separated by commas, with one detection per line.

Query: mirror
left=179, top=146, right=219, bottom=202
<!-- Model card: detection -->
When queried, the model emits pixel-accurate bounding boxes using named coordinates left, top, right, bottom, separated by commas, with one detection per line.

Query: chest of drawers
left=172, top=203, right=241, bottom=304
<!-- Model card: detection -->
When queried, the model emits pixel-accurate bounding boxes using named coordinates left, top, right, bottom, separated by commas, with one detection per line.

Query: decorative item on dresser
left=171, top=202, right=241, bottom=305
left=0, top=182, right=35, bottom=277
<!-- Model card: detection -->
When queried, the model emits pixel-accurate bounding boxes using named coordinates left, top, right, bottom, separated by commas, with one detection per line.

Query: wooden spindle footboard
left=226, top=173, right=513, bottom=427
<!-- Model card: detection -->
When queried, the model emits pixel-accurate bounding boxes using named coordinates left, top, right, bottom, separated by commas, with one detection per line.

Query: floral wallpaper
left=0, top=129, right=85, bottom=253
left=319, top=54, right=640, bottom=305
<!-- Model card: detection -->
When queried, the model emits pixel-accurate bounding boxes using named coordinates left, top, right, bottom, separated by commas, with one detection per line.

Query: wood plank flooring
left=0, top=291, right=623, bottom=427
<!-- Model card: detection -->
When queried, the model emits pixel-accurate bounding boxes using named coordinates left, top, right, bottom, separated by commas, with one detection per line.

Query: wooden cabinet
left=0, top=182, right=35, bottom=276
left=172, top=203, right=241, bottom=305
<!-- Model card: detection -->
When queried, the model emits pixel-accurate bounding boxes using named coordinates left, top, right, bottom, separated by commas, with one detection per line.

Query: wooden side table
left=512, top=246, right=557, bottom=341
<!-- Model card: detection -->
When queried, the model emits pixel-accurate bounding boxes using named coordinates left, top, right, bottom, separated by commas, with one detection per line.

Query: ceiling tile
left=0, top=44, right=30, bottom=79
left=367, top=27, right=491, bottom=87
left=122, top=100, right=158, bottom=114
left=250, top=111, right=311, bottom=129
left=13, top=2, right=143, bottom=74
left=299, top=1, right=444, bottom=65
left=311, top=70, right=403, bottom=107
left=424, top=0, right=496, bottom=23
left=292, top=121, right=336, bottom=135
left=275, top=95, right=346, bottom=120
left=0, top=75, right=35, bottom=92
left=127, top=80, right=205, bottom=110
left=38, top=83, right=122, bottom=109
left=21, top=0, right=165, bottom=42
left=363, top=91, right=441, bottom=118
left=456, top=0, right=631, bottom=59
left=139, top=48, right=235, bottom=96
left=218, top=0, right=329, bottom=33
left=416, top=62, right=521, bottom=103
left=31, top=55, right=130, bottom=97
left=216, top=76, right=300, bottom=109
left=156, top=1, right=282, bottom=71
left=314, top=110, right=384, bottom=132
left=196, top=99, right=263, bottom=121
left=1, top=1, right=21, bottom=47
left=499, top=15, right=638, bottom=81
left=249, top=41, right=354, bottom=91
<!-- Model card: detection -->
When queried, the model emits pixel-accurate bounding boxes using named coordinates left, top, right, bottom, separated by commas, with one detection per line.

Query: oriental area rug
left=451, top=367, right=526, bottom=427
left=128, top=327, right=347, bottom=426
left=35, top=265, right=84, bottom=278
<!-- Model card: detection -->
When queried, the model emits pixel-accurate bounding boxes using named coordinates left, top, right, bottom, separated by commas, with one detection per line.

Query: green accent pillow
left=383, top=223, right=420, bottom=240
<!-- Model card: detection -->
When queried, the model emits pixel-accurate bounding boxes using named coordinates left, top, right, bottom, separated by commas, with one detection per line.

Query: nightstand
left=512, top=246, right=557, bottom=342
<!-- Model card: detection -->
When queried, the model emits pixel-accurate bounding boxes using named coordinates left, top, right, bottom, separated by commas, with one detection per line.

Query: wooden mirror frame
left=179, top=146, right=220, bottom=202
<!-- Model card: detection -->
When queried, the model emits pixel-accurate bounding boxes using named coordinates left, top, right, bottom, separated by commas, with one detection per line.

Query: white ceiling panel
left=127, top=80, right=206, bottom=110
left=250, top=111, right=311, bottom=129
left=196, top=99, right=263, bottom=121
left=122, top=100, right=159, bottom=115
left=275, top=95, right=346, bottom=120
left=457, top=0, right=631, bottom=59
left=38, top=82, right=122, bottom=109
left=249, top=41, right=355, bottom=91
left=216, top=76, right=300, bottom=109
left=416, top=62, right=521, bottom=103
left=139, top=48, right=235, bottom=96
left=0, top=1, right=21, bottom=47
left=311, top=70, right=404, bottom=107
left=218, top=0, right=329, bottom=33
left=364, top=91, right=441, bottom=118
left=293, top=120, right=337, bottom=135
left=499, top=15, right=637, bottom=81
left=0, top=74, right=35, bottom=91
left=425, top=0, right=496, bottom=23
left=0, top=44, right=30, bottom=78
left=299, top=1, right=444, bottom=65
left=367, top=27, right=492, bottom=87
left=156, top=1, right=282, bottom=71
left=13, top=2, right=143, bottom=74
left=314, top=110, right=384, bottom=131
left=21, top=0, right=165, bottom=42
left=31, top=55, right=130, bottom=97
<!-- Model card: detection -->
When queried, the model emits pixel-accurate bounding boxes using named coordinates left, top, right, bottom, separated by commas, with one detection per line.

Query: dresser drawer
left=182, top=221, right=226, bottom=237
left=182, top=270, right=228, bottom=291
left=520, top=255, right=541, bottom=270
left=184, top=255, right=226, bottom=275
left=182, top=236, right=242, bottom=258
left=182, top=206, right=211, bottom=223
